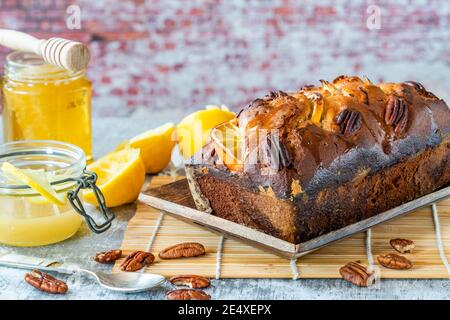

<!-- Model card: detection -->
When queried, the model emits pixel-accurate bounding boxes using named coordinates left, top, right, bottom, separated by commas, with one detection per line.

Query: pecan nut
left=300, top=84, right=316, bottom=91
left=94, top=249, right=122, bottom=264
left=166, top=289, right=211, bottom=300
left=265, top=90, right=288, bottom=100
left=377, top=253, right=413, bottom=270
left=159, top=242, right=205, bottom=260
left=24, top=270, right=68, bottom=294
left=404, top=81, right=438, bottom=99
left=359, top=86, right=369, bottom=105
left=120, top=251, right=155, bottom=272
left=339, top=262, right=374, bottom=287
left=385, top=95, right=408, bottom=134
left=335, top=109, right=362, bottom=137
left=169, top=275, right=211, bottom=289
left=261, top=132, right=291, bottom=169
left=404, top=80, right=426, bottom=92
left=390, top=238, right=415, bottom=254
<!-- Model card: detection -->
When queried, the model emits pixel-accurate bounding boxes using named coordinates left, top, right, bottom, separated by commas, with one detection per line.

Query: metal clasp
left=66, top=170, right=115, bottom=233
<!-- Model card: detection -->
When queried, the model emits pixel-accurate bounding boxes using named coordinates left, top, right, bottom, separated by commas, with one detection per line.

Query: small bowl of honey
left=0, top=140, right=113, bottom=247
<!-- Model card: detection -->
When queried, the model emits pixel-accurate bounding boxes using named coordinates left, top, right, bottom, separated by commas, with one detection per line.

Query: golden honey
left=0, top=195, right=83, bottom=247
left=1, top=52, right=93, bottom=161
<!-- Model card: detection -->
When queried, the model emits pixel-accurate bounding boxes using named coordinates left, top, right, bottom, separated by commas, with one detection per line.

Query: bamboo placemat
left=114, top=176, right=450, bottom=279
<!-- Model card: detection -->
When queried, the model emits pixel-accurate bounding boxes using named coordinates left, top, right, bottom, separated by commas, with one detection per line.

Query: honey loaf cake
left=185, top=76, right=450, bottom=244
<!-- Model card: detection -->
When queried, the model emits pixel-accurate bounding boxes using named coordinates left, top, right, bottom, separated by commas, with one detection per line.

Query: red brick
left=0, top=1, right=447, bottom=117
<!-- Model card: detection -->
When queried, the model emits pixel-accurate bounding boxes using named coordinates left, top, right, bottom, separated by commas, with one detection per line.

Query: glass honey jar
left=0, top=140, right=114, bottom=247
left=1, top=51, right=93, bottom=161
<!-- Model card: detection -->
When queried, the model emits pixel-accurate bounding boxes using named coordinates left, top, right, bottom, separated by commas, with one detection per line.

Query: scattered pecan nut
left=377, top=253, right=413, bottom=270
left=120, top=251, right=155, bottom=272
left=385, top=95, right=408, bottom=134
left=335, top=109, right=362, bottom=137
left=24, top=270, right=68, bottom=294
left=94, top=249, right=122, bottom=264
left=166, top=289, right=211, bottom=300
left=339, top=261, right=375, bottom=287
left=390, top=238, right=415, bottom=254
left=159, top=242, right=206, bottom=260
left=169, top=275, right=211, bottom=289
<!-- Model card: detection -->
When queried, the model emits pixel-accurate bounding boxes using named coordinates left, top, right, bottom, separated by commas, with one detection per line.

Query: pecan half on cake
left=186, top=76, right=450, bottom=243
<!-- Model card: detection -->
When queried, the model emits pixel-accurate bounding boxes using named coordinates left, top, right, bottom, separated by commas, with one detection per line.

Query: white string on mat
left=138, top=211, right=165, bottom=274
left=145, top=211, right=165, bottom=252
left=142, top=176, right=173, bottom=254
left=431, top=203, right=450, bottom=276
left=365, top=228, right=375, bottom=269
left=215, top=235, right=225, bottom=279
left=290, top=258, right=299, bottom=280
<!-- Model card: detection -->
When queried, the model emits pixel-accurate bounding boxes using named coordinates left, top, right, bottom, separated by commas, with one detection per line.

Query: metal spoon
left=78, top=269, right=165, bottom=293
left=0, top=252, right=165, bottom=293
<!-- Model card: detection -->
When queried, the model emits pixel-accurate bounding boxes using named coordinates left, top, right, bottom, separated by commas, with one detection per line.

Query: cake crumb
left=258, top=185, right=276, bottom=198
left=291, top=180, right=303, bottom=196
left=201, top=167, right=209, bottom=174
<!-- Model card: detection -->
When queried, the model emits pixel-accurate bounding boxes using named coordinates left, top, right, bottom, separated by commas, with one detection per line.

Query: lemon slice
left=117, top=122, right=175, bottom=174
left=3, top=169, right=59, bottom=205
left=84, top=147, right=146, bottom=208
left=1, top=162, right=66, bottom=205
left=176, top=107, right=236, bottom=159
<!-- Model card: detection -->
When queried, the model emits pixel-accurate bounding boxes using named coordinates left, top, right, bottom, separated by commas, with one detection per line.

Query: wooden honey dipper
left=0, top=29, right=90, bottom=72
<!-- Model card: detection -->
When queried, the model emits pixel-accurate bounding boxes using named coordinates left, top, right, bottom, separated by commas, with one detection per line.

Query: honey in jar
left=0, top=140, right=85, bottom=246
left=1, top=51, right=93, bottom=161
left=0, top=140, right=114, bottom=247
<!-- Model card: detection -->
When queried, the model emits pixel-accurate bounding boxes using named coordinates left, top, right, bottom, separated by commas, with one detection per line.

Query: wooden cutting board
left=114, top=176, right=450, bottom=279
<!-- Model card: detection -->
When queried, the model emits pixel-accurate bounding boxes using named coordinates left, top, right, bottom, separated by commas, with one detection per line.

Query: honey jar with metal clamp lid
left=0, top=140, right=114, bottom=247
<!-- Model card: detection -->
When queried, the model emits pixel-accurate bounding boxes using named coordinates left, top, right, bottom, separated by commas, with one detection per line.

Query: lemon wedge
left=117, top=122, right=175, bottom=174
left=84, top=147, right=146, bottom=208
left=176, top=106, right=236, bottom=159
left=1, top=162, right=66, bottom=205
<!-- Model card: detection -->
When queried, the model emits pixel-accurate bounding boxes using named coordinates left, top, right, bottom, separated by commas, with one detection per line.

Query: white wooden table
left=1, top=108, right=450, bottom=300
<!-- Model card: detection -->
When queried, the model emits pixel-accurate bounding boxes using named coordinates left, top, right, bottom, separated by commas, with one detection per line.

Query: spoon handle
left=0, top=252, right=78, bottom=275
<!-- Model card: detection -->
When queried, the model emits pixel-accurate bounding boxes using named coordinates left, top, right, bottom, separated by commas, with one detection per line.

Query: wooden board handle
left=0, top=29, right=90, bottom=72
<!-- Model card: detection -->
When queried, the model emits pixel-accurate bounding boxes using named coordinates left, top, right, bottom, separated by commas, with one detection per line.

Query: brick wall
left=1, top=0, right=449, bottom=116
